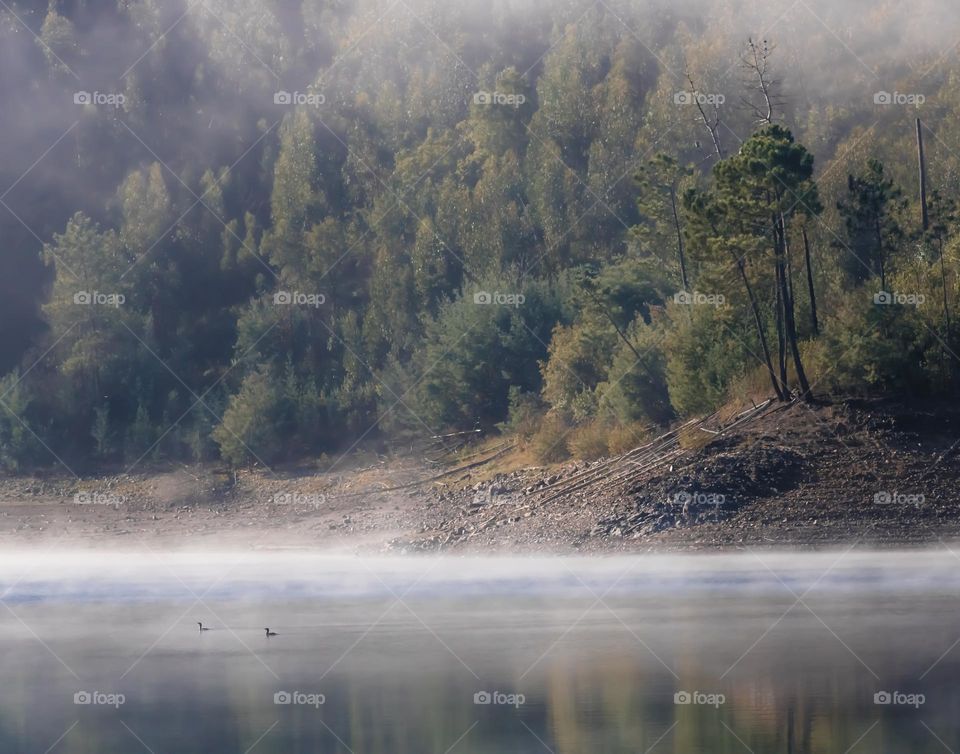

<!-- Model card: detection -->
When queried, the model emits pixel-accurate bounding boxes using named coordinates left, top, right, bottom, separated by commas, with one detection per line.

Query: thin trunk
left=779, top=214, right=811, bottom=399
left=669, top=187, right=690, bottom=290
left=917, top=118, right=929, bottom=232
left=801, top=227, right=819, bottom=335
left=584, top=286, right=647, bottom=364
left=784, top=224, right=795, bottom=310
left=734, top=254, right=785, bottom=400
left=773, top=213, right=788, bottom=394
left=775, top=267, right=788, bottom=393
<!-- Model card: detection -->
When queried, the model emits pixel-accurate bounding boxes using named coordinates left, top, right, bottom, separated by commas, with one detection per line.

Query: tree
left=212, top=365, right=285, bottom=466
left=634, top=154, right=694, bottom=290
left=925, top=189, right=958, bottom=382
left=836, top=159, right=907, bottom=291
left=686, top=125, right=822, bottom=400
left=43, top=213, right=137, bottom=401
left=740, top=38, right=784, bottom=126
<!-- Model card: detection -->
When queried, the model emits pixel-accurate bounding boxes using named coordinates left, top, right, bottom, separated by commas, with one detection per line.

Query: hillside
left=2, top=0, right=960, bottom=475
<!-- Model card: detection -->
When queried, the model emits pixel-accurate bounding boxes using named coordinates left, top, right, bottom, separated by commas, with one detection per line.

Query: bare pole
left=917, top=118, right=929, bottom=232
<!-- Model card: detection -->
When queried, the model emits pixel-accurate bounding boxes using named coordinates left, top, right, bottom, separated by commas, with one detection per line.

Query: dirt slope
left=1, top=399, right=958, bottom=552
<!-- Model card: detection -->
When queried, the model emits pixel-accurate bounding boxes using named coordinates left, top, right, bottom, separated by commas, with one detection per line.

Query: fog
left=3, top=548, right=960, bottom=604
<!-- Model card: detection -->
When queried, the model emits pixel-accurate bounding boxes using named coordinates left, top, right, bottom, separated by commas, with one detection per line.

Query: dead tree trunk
left=917, top=118, right=929, bottom=232
left=687, top=73, right=724, bottom=159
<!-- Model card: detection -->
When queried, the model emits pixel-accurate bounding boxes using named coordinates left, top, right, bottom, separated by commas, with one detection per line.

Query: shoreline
left=1, top=398, right=958, bottom=554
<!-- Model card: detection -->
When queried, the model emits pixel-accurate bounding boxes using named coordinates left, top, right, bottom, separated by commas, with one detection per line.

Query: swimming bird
left=198, top=622, right=210, bottom=632
left=265, top=628, right=277, bottom=637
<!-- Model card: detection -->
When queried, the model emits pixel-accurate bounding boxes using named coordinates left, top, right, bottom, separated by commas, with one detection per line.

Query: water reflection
left=0, top=551, right=958, bottom=753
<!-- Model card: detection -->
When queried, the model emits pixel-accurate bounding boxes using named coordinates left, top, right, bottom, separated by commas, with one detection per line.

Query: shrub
left=567, top=421, right=609, bottom=460
left=212, top=366, right=285, bottom=466
left=530, top=413, right=571, bottom=464
left=597, top=315, right=673, bottom=425
left=664, top=303, right=752, bottom=415
left=498, top=387, right=545, bottom=440
left=606, top=422, right=651, bottom=455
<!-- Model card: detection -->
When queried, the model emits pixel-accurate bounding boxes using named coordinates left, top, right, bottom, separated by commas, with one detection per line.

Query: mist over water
left=3, top=548, right=960, bottom=602
left=1, top=550, right=959, bottom=752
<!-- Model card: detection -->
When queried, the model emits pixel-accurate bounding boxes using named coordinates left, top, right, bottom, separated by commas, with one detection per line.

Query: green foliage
left=212, top=367, right=280, bottom=466
left=598, top=316, right=673, bottom=425
left=633, top=154, right=695, bottom=288
left=3, top=1, right=960, bottom=470
left=405, top=277, right=571, bottom=431
left=836, top=159, right=907, bottom=288
left=541, top=321, right=617, bottom=418
left=498, top=387, right=545, bottom=440
left=0, top=374, right=43, bottom=472
left=815, top=276, right=949, bottom=395
left=664, top=305, right=754, bottom=416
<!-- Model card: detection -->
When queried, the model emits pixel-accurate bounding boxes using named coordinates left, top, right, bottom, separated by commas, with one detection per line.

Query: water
left=1, top=550, right=958, bottom=753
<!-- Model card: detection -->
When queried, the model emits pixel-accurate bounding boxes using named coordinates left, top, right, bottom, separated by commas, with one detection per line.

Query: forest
left=0, top=0, right=958, bottom=471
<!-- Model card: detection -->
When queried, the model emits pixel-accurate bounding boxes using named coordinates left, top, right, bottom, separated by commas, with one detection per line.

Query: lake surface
left=1, top=549, right=959, bottom=753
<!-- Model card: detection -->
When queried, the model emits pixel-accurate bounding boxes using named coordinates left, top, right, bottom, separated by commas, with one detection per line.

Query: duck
left=197, top=622, right=211, bottom=632
left=265, top=628, right=277, bottom=637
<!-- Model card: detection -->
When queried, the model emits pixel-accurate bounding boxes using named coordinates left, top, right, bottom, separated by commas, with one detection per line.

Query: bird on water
left=265, top=628, right=277, bottom=637
left=197, top=622, right=210, bottom=632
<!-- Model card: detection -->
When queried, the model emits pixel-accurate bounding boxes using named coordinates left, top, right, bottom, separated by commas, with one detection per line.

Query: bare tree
left=686, top=72, right=725, bottom=159
left=741, top=38, right=784, bottom=126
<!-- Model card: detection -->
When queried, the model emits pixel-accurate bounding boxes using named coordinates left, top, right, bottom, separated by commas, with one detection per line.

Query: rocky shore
left=1, top=399, right=958, bottom=553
